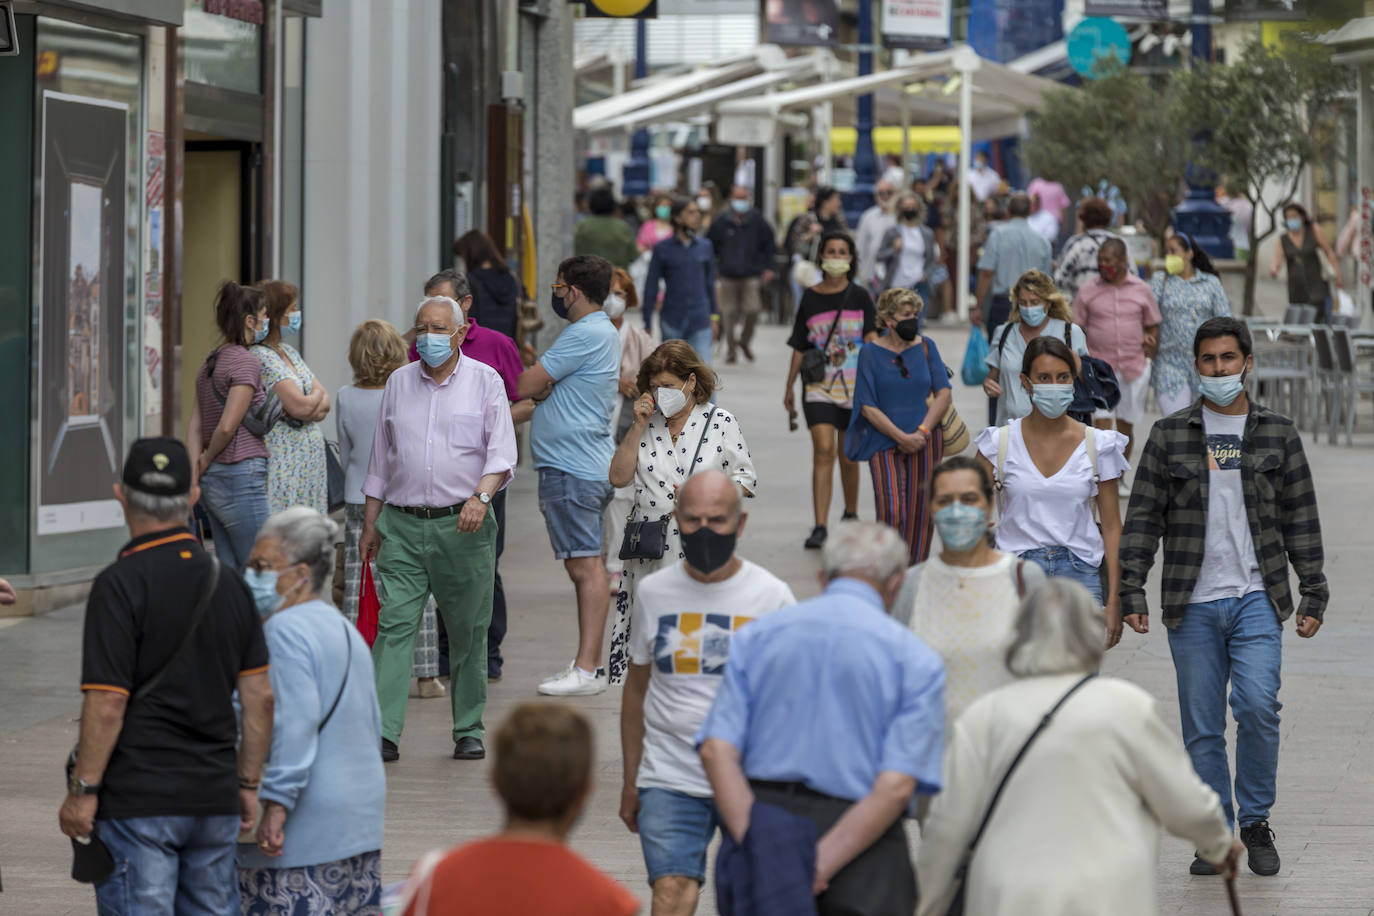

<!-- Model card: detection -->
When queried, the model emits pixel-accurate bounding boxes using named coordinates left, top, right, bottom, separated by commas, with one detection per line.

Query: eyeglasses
left=893, top=354, right=910, bottom=379
left=876, top=189, right=895, bottom=198
left=550, top=282, right=569, bottom=294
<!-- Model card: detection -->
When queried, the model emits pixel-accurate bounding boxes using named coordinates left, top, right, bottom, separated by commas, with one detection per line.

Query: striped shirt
left=1120, top=402, right=1327, bottom=628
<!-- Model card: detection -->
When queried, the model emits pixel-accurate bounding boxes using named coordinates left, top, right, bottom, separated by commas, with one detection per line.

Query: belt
left=748, top=780, right=844, bottom=802
left=390, top=503, right=464, bottom=519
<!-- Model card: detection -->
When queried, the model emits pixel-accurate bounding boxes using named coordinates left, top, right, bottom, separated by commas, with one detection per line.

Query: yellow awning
left=830, top=126, right=961, bottom=156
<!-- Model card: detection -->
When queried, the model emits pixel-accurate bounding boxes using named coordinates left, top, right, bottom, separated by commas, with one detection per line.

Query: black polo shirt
left=81, top=527, right=269, bottom=819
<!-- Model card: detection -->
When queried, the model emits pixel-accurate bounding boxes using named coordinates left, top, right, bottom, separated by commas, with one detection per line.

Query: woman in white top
left=917, top=579, right=1242, bottom=916
left=603, top=268, right=656, bottom=594
left=982, top=269, right=1089, bottom=426
left=976, top=335, right=1126, bottom=648
left=606, top=340, right=757, bottom=686
left=892, top=456, right=1046, bottom=730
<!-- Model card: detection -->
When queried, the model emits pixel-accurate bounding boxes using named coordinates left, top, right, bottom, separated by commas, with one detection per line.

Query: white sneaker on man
left=537, top=663, right=607, bottom=697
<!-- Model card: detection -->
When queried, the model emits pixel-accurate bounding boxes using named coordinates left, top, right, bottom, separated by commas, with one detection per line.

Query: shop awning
left=573, top=51, right=781, bottom=131
left=830, top=126, right=962, bottom=156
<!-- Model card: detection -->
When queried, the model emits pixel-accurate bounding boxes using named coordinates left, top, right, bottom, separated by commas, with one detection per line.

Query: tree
left=1171, top=36, right=1353, bottom=313
left=1022, top=67, right=1190, bottom=241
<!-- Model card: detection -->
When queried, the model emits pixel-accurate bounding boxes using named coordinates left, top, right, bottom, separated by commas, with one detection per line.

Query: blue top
left=845, top=337, right=950, bottom=462
left=530, top=310, right=620, bottom=481
left=1149, top=271, right=1231, bottom=399
left=977, top=218, right=1054, bottom=295
left=644, top=234, right=720, bottom=335
left=237, top=599, right=385, bottom=870
left=696, top=578, right=946, bottom=805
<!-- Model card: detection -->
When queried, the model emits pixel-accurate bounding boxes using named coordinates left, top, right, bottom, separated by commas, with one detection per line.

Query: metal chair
left=1310, top=326, right=1342, bottom=443
left=1249, top=337, right=1310, bottom=429
left=1331, top=327, right=1374, bottom=445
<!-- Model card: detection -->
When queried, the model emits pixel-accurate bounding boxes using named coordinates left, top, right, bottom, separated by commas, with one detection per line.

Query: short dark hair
left=818, top=229, right=858, bottom=280
left=1282, top=202, right=1310, bottom=225
left=1008, top=193, right=1032, bottom=218
left=558, top=254, right=613, bottom=305
left=931, top=455, right=993, bottom=506
left=1097, top=238, right=1127, bottom=260
left=453, top=229, right=508, bottom=273
left=588, top=187, right=616, bottom=216
left=1077, top=197, right=1113, bottom=230
left=669, top=195, right=695, bottom=226
left=424, top=268, right=469, bottom=299
left=1193, top=316, right=1252, bottom=360
left=1022, top=335, right=1077, bottom=378
left=213, top=281, right=266, bottom=347
left=492, top=703, right=592, bottom=822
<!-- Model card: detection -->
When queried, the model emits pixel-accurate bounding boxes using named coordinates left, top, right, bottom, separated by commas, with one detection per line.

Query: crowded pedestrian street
left=3, top=312, right=1372, bottom=914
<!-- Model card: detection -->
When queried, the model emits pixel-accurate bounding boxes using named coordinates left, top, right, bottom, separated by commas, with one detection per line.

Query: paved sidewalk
left=2, top=315, right=1371, bottom=915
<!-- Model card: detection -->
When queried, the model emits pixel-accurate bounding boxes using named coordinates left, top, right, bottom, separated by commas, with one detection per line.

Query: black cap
left=122, top=437, right=192, bottom=497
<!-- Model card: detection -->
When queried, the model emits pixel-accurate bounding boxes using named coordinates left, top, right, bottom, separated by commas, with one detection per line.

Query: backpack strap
left=1083, top=425, right=1100, bottom=525
left=1012, top=559, right=1027, bottom=599
left=996, top=322, right=1015, bottom=357
left=994, top=425, right=1011, bottom=518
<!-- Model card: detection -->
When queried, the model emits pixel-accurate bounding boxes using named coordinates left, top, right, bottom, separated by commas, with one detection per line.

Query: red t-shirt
left=401, top=838, right=640, bottom=916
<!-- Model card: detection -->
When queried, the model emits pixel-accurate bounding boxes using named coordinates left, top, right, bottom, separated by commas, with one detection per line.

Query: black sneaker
left=1240, top=820, right=1280, bottom=876
left=804, top=525, right=827, bottom=549
left=381, top=738, right=399, bottom=763
left=1189, top=853, right=1219, bottom=876
left=840, top=512, right=859, bottom=521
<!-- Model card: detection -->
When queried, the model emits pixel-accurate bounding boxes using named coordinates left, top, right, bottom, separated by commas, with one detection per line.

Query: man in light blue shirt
left=518, top=254, right=620, bottom=697
left=698, top=522, right=945, bottom=916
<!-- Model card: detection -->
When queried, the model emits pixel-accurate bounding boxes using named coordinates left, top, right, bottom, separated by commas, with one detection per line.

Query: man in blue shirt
left=698, top=522, right=945, bottom=915
left=644, top=197, right=720, bottom=365
left=518, top=255, right=621, bottom=697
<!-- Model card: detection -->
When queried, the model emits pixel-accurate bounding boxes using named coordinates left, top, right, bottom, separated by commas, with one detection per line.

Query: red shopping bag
left=356, top=560, right=380, bottom=647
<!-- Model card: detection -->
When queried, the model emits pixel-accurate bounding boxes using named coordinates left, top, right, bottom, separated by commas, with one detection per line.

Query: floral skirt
left=343, top=504, right=438, bottom=678
left=239, top=849, right=381, bottom=916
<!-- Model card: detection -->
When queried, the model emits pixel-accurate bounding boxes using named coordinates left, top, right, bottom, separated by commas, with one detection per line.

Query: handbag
left=799, top=301, right=842, bottom=385
left=944, top=673, right=1096, bottom=915
left=67, top=556, right=221, bottom=884
left=204, top=349, right=298, bottom=439
left=325, top=440, right=346, bottom=513
left=920, top=340, right=970, bottom=454
left=619, top=407, right=716, bottom=561
left=356, top=560, right=380, bottom=647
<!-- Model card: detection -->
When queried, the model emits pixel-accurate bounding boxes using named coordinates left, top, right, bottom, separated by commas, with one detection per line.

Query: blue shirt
left=237, top=600, right=385, bottom=870
left=696, top=578, right=946, bottom=804
left=977, top=217, right=1053, bottom=295
left=530, top=310, right=620, bottom=480
left=845, top=337, right=951, bottom=462
left=644, top=234, right=719, bottom=335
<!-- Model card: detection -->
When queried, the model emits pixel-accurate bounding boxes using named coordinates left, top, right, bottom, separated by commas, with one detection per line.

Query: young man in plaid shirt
left=1121, top=316, right=1327, bottom=879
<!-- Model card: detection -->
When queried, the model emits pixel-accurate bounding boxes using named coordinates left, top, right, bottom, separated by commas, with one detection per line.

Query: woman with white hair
left=238, top=508, right=387, bottom=915
left=916, top=579, right=1242, bottom=916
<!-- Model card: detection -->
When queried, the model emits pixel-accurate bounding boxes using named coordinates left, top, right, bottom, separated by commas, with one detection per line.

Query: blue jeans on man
left=1167, top=590, right=1282, bottom=830
left=660, top=319, right=714, bottom=367
left=94, top=814, right=241, bottom=915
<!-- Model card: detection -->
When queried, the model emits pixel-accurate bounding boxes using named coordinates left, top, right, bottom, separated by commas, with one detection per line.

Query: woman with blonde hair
left=981, top=269, right=1089, bottom=426
left=605, top=340, right=757, bottom=683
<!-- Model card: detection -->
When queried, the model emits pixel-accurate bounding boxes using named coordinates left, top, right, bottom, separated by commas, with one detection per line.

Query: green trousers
left=372, top=505, right=496, bottom=743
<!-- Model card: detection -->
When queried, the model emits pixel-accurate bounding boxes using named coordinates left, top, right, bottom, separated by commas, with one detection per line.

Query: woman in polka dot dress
left=606, top=341, right=757, bottom=684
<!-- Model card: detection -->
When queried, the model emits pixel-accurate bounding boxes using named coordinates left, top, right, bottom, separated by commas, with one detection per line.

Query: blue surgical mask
left=286, top=311, right=302, bottom=333
left=934, top=503, right=988, bottom=552
left=730, top=199, right=750, bottom=214
left=1031, top=383, right=1076, bottom=419
left=243, top=568, right=283, bottom=619
left=252, top=318, right=270, bottom=344
left=1020, top=305, right=1047, bottom=328
left=1285, top=217, right=1303, bottom=232
left=1198, top=372, right=1246, bottom=407
left=416, top=331, right=455, bottom=367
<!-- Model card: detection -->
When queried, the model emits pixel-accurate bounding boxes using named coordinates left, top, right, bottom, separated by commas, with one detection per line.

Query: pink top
left=195, top=345, right=269, bottom=464
left=1073, top=274, right=1163, bottom=383
left=362, top=358, right=517, bottom=508
left=407, top=319, right=524, bottom=401
left=1027, top=178, right=1072, bottom=221
left=637, top=219, right=673, bottom=251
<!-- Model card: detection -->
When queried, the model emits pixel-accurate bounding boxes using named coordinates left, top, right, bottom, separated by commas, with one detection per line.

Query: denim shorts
left=537, top=468, right=615, bottom=559
left=1019, top=546, right=1103, bottom=605
left=637, top=787, right=720, bottom=885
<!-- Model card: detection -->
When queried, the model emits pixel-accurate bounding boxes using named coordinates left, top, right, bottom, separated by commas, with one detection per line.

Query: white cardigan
left=917, top=673, right=1232, bottom=916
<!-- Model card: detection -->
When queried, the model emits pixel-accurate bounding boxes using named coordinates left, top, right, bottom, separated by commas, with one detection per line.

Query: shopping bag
left=960, top=326, right=991, bottom=386
left=357, top=560, right=380, bottom=648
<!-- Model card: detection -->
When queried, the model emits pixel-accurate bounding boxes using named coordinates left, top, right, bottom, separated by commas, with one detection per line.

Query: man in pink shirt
left=1072, top=238, right=1161, bottom=462
left=359, top=295, right=518, bottom=763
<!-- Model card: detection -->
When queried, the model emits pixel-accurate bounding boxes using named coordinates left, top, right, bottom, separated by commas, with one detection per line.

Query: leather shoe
left=453, top=736, right=485, bottom=760
left=381, top=738, right=399, bottom=763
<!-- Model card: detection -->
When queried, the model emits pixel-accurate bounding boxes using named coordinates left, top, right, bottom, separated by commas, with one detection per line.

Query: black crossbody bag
left=619, top=407, right=716, bottom=561
left=799, top=291, right=847, bottom=385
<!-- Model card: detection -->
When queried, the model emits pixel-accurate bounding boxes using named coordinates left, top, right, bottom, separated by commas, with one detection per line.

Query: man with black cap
left=59, top=437, right=274, bottom=915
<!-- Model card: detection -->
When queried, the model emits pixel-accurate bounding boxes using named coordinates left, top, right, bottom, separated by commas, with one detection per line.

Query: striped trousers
left=868, top=438, right=942, bottom=566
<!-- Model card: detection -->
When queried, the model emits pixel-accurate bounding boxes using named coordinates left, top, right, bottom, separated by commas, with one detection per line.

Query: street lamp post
left=842, top=0, right=878, bottom=227
left=1171, top=0, right=1233, bottom=258
left=622, top=17, right=652, bottom=198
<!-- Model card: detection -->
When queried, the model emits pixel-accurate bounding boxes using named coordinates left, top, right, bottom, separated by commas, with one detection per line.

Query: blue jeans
left=94, top=815, right=241, bottom=915
left=198, top=457, right=269, bottom=574
left=660, top=319, right=714, bottom=367
left=637, top=787, right=720, bottom=885
left=1018, top=546, right=1103, bottom=604
left=1167, top=591, right=1283, bottom=829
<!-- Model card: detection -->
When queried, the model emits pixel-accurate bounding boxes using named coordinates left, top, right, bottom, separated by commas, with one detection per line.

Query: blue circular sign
left=1066, top=17, right=1131, bottom=78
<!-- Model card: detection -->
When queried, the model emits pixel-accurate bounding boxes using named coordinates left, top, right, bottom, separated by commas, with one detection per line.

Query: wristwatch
left=68, top=774, right=100, bottom=796
left=474, top=491, right=491, bottom=505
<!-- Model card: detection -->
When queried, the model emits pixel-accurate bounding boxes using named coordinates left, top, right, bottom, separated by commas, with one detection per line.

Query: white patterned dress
left=253, top=342, right=328, bottom=515
left=606, top=402, right=757, bottom=684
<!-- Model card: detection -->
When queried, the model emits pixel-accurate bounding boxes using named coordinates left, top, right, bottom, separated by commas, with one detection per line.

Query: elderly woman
left=916, top=579, right=1243, bottom=916
left=606, top=340, right=757, bottom=683
left=237, top=508, right=386, bottom=915
left=252, top=279, right=330, bottom=514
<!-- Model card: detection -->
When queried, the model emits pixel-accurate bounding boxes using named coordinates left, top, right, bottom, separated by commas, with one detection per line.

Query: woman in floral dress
left=1150, top=233, right=1231, bottom=415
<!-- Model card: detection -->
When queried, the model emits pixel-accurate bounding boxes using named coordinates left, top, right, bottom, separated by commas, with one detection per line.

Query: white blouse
left=975, top=419, right=1128, bottom=566
left=630, top=403, right=756, bottom=523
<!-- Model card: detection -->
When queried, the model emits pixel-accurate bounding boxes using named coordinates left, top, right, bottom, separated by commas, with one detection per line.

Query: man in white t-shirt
left=619, top=470, right=796, bottom=915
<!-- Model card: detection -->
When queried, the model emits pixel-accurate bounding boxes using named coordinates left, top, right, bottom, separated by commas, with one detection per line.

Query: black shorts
left=803, top=400, right=852, bottom=430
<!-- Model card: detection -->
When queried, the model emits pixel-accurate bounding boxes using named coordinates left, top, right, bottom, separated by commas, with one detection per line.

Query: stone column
left=526, top=0, right=574, bottom=349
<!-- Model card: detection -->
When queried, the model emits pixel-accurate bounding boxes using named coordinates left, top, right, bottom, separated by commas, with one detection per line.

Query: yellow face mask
left=1165, top=254, right=1186, bottom=276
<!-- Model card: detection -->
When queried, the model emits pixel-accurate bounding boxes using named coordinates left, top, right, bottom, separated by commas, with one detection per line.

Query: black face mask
left=895, top=317, right=920, bottom=341
left=680, top=526, right=736, bottom=575
left=551, top=291, right=569, bottom=320
left=900, top=208, right=919, bottom=221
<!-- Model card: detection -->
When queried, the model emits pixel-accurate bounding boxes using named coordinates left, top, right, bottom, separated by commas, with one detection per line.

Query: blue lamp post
left=841, top=0, right=877, bottom=228
left=1171, top=0, right=1233, bottom=258
left=622, top=17, right=652, bottom=198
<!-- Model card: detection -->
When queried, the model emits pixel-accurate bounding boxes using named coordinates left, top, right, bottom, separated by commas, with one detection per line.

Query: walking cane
left=1225, top=872, right=1242, bottom=916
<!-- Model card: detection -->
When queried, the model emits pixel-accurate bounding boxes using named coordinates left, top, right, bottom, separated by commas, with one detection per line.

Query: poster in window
left=37, top=92, right=127, bottom=534
left=763, top=0, right=839, bottom=47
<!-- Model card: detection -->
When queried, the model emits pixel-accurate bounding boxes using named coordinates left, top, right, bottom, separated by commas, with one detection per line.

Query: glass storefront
left=184, top=0, right=261, bottom=93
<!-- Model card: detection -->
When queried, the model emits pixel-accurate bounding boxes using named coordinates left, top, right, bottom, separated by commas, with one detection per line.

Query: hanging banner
left=763, top=0, right=839, bottom=47
left=881, top=0, right=951, bottom=50
left=1082, top=0, right=1167, bottom=16
left=1225, top=0, right=1307, bottom=20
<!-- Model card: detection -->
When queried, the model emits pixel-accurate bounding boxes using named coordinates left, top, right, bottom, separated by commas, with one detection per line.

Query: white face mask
left=603, top=292, right=627, bottom=320
left=656, top=381, right=690, bottom=418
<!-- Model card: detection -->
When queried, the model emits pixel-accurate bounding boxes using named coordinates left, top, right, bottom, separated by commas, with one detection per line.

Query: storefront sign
left=764, top=0, right=839, bottom=47
left=881, top=0, right=951, bottom=50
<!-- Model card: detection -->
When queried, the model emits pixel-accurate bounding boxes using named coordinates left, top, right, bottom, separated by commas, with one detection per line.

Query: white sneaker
left=537, top=665, right=607, bottom=697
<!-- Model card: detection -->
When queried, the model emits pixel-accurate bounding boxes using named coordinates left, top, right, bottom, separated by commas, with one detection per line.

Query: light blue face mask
left=1020, top=305, right=1047, bottom=328
left=286, top=311, right=302, bottom=334
left=252, top=318, right=270, bottom=344
left=1198, top=372, right=1245, bottom=407
left=934, top=503, right=988, bottom=552
left=1285, top=217, right=1303, bottom=233
left=242, top=567, right=283, bottom=619
left=730, top=199, right=750, bottom=214
left=1031, top=382, right=1075, bottom=419
left=416, top=331, right=455, bottom=367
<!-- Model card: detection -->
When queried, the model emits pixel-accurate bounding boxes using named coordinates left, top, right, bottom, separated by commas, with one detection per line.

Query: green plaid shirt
left=1121, top=401, right=1328, bottom=628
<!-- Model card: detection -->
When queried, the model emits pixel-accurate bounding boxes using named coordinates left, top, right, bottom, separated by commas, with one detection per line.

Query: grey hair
left=424, top=268, right=469, bottom=299
left=821, top=521, right=909, bottom=584
left=123, top=482, right=191, bottom=524
left=1005, top=579, right=1105, bottom=678
left=257, top=507, right=340, bottom=595
left=414, top=295, right=465, bottom=327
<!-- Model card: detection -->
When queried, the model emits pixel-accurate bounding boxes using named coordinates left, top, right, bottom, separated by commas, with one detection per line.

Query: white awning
left=573, top=53, right=776, bottom=131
